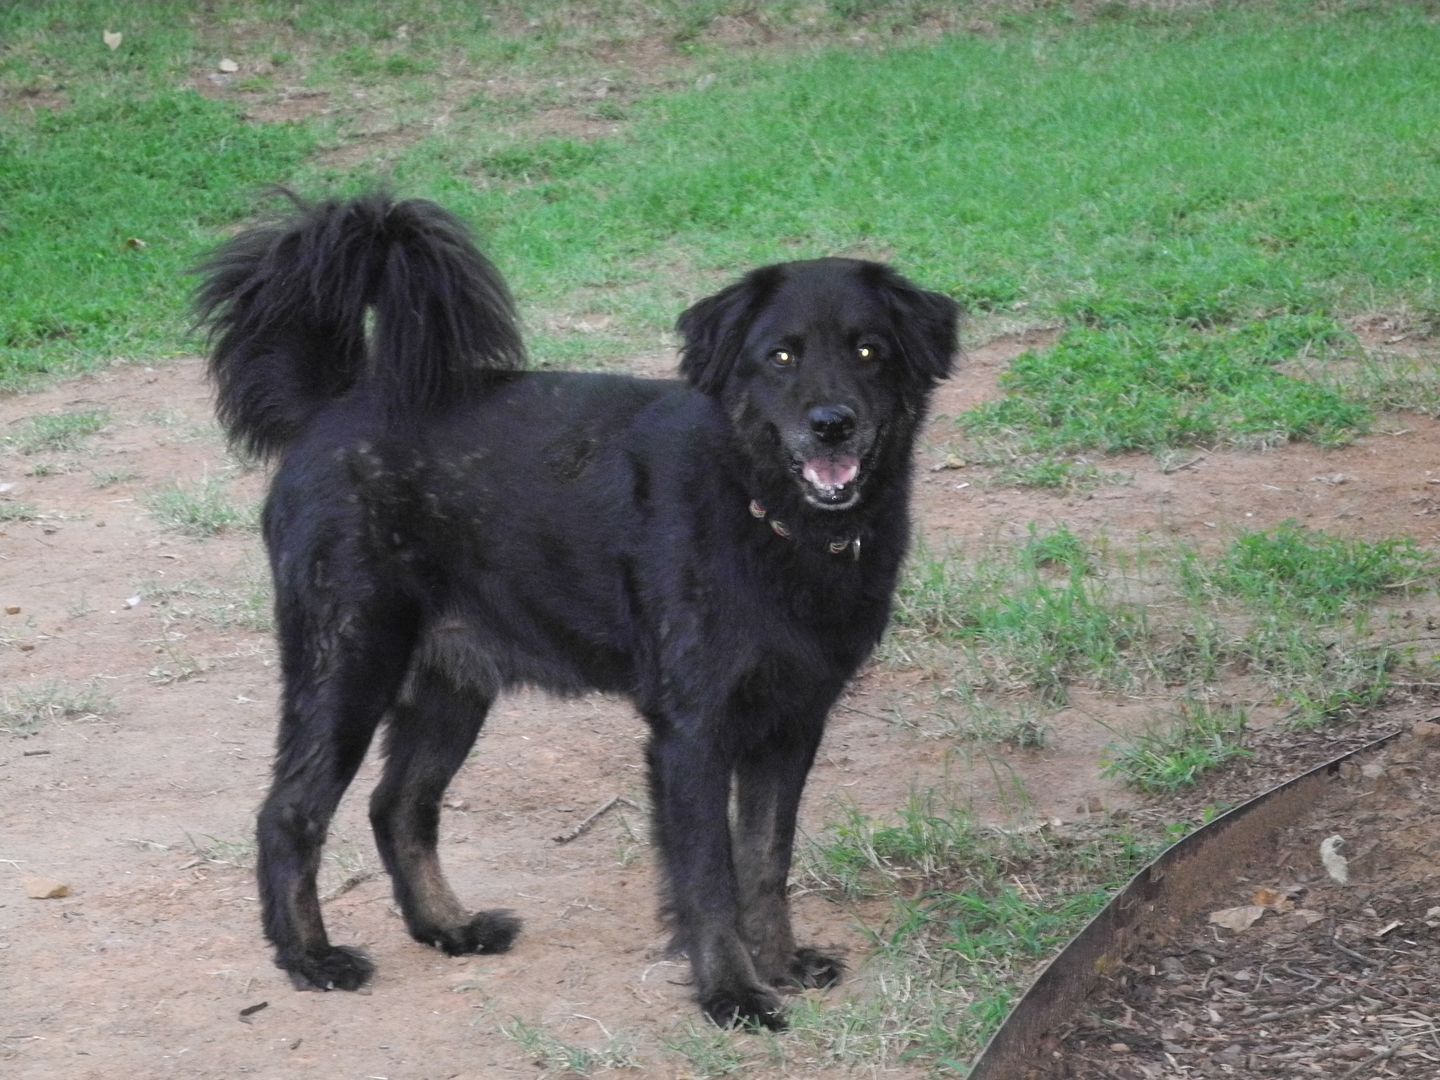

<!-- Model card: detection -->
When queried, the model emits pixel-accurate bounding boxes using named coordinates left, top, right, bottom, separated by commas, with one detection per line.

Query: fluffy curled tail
left=194, top=191, right=525, bottom=458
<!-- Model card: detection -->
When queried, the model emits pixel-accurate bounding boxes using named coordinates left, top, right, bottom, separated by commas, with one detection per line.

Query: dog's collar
left=749, top=499, right=861, bottom=560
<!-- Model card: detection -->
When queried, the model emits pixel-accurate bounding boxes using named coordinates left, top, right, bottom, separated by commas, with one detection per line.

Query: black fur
left=196, top=192, right=958, bottom=1028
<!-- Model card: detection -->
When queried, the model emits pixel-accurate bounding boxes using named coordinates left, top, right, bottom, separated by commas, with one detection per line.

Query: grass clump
left=9, top=409, right=109, bottom=454
left=0, top=501, right=40, bottom=522
left=500, top=1018, right=639, bottom=1075
left=148, top=574, right=274, bottom=633
left=889, top=529, right=1140, bottom=701
left=1207, top=522, right=1433, bottom=620
left=147, top=479, right=255, bottom=538
left=803, top=794, right=1008, bottom=900
left=0, top=682, right=111, bottom=736
left=1103, top=699, right=1250, bottom=793
left=961, top=317, right=1369, bottom=460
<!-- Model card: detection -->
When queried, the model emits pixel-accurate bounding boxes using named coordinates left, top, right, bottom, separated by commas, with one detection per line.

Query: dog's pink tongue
left=803, top=456, right=860, bottom=489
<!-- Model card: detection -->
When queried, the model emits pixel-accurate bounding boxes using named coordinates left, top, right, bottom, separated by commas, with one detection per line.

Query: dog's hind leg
left=733, top=729, right=844, bottom=991
left=257, top=594, right=418, bottom=992
left=369, top=664, right=520, bottom=957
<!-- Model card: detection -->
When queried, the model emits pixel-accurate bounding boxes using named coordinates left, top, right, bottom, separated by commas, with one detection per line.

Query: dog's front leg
left=733, top=731, right=844, bottom=991
left=647, top=727, right=785, bottom=1029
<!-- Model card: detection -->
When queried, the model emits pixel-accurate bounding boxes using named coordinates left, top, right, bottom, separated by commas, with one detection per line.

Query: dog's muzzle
left=795, top=408, right=862, bottom=508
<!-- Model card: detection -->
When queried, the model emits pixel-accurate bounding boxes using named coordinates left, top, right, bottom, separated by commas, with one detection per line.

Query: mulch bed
left=1058, top=722, right=1440, bottom=1077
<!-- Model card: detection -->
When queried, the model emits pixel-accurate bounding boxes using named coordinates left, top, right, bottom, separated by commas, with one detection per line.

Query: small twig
left=1333, top=939, right=1378, bottom=967
left=320, top=869, right=379, bottom=903
left=553, top=796, right=641, bottom=844
left=836, top=702, right=902, bottom=725
left=1161, top=452, right=1208, bottom=474
left=1336, top=972, right=1416, bottom=1007
left=1256, top=991, right=1359, bottom=1023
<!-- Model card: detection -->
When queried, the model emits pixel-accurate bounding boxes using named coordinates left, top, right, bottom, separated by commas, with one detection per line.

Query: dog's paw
left=426, top=909, right=522, bottom=956
left=700, top=984, right=787, bottom=1031
left=282, top=945, right=375, bottom=991
left=780, top=946, right=845, bottom=990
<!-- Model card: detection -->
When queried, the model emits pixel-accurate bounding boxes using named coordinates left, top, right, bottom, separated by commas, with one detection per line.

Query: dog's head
left=677, top=259, right=958, bottom=511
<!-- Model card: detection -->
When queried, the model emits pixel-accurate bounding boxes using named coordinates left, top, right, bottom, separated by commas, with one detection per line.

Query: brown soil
left=3, top=335, right=1439, bottom=1078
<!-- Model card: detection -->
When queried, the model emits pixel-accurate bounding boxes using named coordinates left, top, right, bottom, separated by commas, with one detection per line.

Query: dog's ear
left=676, top=267, right=779, bottom=395
left=869, top=266, right=961, bottom=388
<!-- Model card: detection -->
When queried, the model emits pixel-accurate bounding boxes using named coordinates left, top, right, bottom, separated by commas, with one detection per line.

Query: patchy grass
left=8, top=409, right=110, bottom=454
left=500, top=1017, right=640, bottom=1076
left=0, top=501, right=41, bottom=522
left=0, top=681, right=111, bottom=736
left=794, top=792, right=1168, bottom=1070
left=886, top=530, right=1143, bottom=702
left=146, top=478, right=256, bottom=537
left=1202, top=521, right=1434, bottom=621
left=1102, top=700, right=1251, bottom=793
left=147, top=574, right=274, bottom=633
left=185, top=831, right=259, bottom=871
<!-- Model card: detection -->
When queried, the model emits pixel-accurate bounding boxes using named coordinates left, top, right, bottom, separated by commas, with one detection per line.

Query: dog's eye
left=769, top=349, right=794, bottom=368
left=856, top=345, right=876, bottom=361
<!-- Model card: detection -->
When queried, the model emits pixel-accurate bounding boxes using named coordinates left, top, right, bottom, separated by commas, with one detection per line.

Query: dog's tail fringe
left=194, top=191, right=525, bottom=458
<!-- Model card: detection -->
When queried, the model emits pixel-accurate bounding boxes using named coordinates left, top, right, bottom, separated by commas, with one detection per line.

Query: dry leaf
left=1252, top=886, right=1293, bottom=911
left=1208, top=904, right=1266, bottom=931
left=1320, top=835, right=1350, bottom=884
left=103, top=30, right=123, bottom=51
left=218, top=57, right=239, bottom=73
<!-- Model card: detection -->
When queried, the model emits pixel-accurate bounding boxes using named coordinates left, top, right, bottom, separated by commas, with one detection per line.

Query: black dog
left=196, top=193, right=957, bottom=1028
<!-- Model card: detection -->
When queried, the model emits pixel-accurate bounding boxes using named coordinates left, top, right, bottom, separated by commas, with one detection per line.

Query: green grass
left=887, top=529, right=1142, bottom=701
left=4, top=4, right=1439, bottom=383
left=1204, top=521, right=1434, bottom=620
left=961, top=317, right=1370, bottom=461
left=146, top=478, right=255, bottom=537
left=1103, top=699, right=1251, bottom=793
left=413, top=5, right=1440, bottom=351
left=7, top=409, right=110, bottom=453
left=0, top=89, right=319, bottom=386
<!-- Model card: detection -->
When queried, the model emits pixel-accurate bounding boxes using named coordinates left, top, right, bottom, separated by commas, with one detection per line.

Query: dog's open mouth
left=800, top=455, right=861, bottom=508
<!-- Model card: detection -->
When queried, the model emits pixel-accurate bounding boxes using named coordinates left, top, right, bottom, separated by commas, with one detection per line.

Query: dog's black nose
left=808, top=405, right=856, bottom=444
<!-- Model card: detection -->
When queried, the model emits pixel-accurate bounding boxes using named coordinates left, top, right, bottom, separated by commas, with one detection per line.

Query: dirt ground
left=4, top=332, right=1440, bottom=1079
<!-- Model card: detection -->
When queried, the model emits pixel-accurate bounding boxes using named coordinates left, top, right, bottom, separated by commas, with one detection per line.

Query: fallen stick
left=554, top=796, right=641, bottom=844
